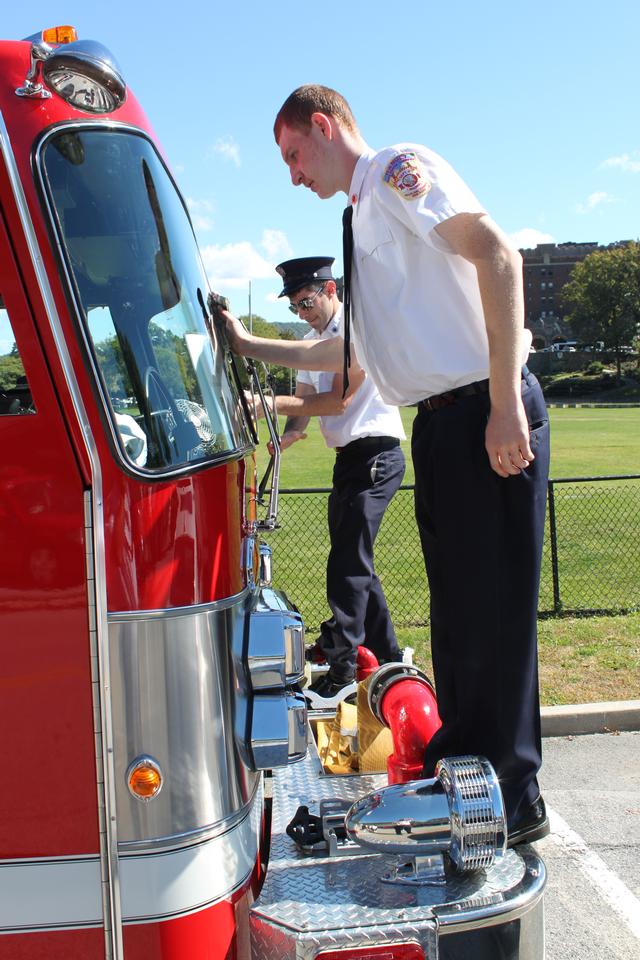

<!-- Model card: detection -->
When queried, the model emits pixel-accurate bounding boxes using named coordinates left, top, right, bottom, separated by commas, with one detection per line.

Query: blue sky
left=5, top=2, right=640, bottom=323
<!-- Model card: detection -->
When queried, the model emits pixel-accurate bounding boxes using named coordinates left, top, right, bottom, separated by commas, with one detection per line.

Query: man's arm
left=223, top=309, right=347, bottom=372
left=434, top=212, right=534, bottom=478
left=259, top=367, right=366, bottom=453
left=279, top=383, right=313, bottom=452
left=267, top=369, right=364, bottom=452
left=273, top=365, right=366, bottom=418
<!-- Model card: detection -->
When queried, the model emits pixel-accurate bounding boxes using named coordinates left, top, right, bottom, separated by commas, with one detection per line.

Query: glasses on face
left=288, top=285, right=325, bottom=315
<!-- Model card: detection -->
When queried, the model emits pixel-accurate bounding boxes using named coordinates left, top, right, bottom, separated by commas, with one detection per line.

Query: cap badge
left=383, top=152, right=431, bottom=200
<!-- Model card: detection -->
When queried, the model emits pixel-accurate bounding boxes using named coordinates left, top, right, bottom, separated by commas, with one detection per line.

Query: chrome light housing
left=16, top=39, right=126, bottom=113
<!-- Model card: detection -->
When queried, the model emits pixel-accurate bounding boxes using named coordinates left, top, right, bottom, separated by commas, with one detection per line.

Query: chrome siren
left=345, top=755, right=506, bottom=885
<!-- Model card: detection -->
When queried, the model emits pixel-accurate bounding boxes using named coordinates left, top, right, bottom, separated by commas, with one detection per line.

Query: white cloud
left=265, top=292, right=281, bottom=303
left=186, top=197, right=215, bottom=232
left=602, top=152, right=640, bottom=173
left=200, top=241, right=275, bottom=285
left=261, top=228, right=292, bottom=260
left=200, top=227, right=293, bottom=288
left=576, top=191, right=618, bottom=214
left=210, top=136, right=241, bottom=167
left=510, top=228, right=554, bottom=250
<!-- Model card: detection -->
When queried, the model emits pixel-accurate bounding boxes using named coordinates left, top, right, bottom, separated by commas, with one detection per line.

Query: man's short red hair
left=274, top=85, right=358, bottom=142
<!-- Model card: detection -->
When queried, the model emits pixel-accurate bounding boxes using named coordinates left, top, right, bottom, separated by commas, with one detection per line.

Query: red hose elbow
left=356, top=646, right=379, bottom=681
left=367, top=663, right=441, bottom=785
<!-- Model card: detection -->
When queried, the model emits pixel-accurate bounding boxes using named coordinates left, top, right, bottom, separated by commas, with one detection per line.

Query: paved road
left=536, top=730, right=640, bottom=960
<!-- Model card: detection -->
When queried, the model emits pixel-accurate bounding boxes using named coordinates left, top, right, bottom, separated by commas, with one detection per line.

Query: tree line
left=562, top=240, right=640, bottom=377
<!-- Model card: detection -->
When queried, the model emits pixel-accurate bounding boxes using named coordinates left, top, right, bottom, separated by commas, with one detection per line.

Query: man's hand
left=267, top=430, right=306, bottom=456
left=485, top=399, right=534, bottom=477
left=245, top=390, right=273, bottom=420
left=223, top=309, right=252, bottom=355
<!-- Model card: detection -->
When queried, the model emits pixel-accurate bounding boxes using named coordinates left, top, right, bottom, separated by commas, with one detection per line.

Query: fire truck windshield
left=38, top=127, right=253, bottom=472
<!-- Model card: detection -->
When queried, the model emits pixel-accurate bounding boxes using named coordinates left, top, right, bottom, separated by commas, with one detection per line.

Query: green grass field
left=257, top=405, right=640, bottom=485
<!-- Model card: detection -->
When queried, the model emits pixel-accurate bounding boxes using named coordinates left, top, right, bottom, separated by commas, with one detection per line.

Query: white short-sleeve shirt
left=347, top=144, right=528, bottom=406
left=296, top=306, right=405, bottom=449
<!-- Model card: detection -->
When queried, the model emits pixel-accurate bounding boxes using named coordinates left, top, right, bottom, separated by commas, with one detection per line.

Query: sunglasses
left=288, top=285, right=325, bottom=315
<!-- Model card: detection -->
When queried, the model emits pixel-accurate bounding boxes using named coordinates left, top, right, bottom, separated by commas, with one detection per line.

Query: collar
left=308, top=304, right=343, bottom=341
left=347, top=146, right=376, bottom=208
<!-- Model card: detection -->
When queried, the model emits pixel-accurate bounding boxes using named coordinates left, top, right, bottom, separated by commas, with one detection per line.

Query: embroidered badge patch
left=383, top=152, right=431, bottom=200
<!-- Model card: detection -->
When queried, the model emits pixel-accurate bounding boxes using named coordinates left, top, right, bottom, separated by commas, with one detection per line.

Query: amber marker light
left=127, top=756, right=163, bottom=802
left=41, top=26, right=78, bottom=44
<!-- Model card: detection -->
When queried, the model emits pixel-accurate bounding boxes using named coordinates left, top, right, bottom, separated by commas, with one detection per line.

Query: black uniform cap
left=275, top=256, right=335, bottom=298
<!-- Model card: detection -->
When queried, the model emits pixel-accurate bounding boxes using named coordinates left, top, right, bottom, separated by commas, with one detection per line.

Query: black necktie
left=341, top=204, right=354, bottom=397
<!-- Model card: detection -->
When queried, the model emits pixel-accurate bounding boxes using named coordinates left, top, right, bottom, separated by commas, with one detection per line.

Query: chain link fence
left=267, top=476, right=640, bottom=631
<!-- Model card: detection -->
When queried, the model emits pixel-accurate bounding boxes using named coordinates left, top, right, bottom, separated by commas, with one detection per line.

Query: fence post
left=547, top=480, right=562, bottom=615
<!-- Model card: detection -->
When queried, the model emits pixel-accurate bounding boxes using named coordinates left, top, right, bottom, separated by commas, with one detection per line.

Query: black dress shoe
left=507, top=796, right=550, bottom=847
left=304, top=673, right=357, bottom=709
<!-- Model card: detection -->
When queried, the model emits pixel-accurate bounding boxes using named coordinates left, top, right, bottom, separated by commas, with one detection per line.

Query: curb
left=541, top=699, right=640, bottom=737
left=546, top=402, right=640, bottom=408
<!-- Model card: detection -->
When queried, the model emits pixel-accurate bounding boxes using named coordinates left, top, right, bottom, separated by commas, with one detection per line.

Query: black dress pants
left=412, top=371, right=550, bottom=824
left=318, top=437, right=405, bottom=680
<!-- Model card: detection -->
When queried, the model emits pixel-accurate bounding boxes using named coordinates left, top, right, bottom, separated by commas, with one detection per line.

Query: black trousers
left=412, top=371, right=550, bottom=825
left=318, top=437, right=406, bottom=680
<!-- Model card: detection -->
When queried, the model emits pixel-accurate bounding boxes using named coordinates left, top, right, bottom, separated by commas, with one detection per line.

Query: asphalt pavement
left=533, top=717, right=640, bottom=960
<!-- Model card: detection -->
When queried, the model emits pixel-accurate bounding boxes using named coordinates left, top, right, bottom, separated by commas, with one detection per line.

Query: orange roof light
left=41, top=26, right=78, bottom=45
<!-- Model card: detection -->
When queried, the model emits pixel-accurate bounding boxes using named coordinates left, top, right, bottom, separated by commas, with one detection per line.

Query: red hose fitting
left=367, top=664, right=441, bottom=785
left=356, top=646, right=379, bottom=681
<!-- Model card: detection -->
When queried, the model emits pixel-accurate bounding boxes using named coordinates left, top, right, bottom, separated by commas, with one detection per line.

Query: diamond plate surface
left=253, top=744, right=535, bottom=940
left=251, top=916, right=438, bottom=960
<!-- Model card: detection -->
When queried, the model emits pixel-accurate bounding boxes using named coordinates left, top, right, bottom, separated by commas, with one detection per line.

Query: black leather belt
left=419, top=366, right=530, bottom=413
left=335, top=436, right=400, bottom=454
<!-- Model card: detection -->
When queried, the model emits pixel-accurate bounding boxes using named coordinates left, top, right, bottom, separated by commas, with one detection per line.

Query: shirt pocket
left=357, top=218, right=394, bottom=260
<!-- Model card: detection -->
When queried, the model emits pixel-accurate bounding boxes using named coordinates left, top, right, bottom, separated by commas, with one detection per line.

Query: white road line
left=548, top=807, right=640, bottom=940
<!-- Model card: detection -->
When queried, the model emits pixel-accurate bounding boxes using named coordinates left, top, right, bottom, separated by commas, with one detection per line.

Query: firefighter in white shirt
left=224, top=85, right=550, bottom=850
left=265, top=256, right=406, bottom=709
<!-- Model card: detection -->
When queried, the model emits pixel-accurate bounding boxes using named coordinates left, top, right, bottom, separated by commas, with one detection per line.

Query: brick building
left=521, top=240, right=631, bottom=349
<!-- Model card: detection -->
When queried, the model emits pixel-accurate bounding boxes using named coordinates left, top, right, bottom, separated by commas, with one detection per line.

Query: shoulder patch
left=383, top=152, right=431, bottom=200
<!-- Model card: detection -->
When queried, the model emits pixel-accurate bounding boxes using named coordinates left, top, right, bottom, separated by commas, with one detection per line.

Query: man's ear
left=325, top=279, right=337, bottom=296
left=310, top=111, right=334, bottom=140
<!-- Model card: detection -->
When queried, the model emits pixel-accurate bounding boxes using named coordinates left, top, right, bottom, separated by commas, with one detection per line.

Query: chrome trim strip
left=119, top=787, right=262, bottom=923
left=107, top=585, right=251, bottom=622
left=435, top=848, right=546, bottom=932
left=118, top=777, right=262, bottom=854
left=0, top=858, right=103, bottom=933
left=0, top=789, right=261, bottom=932
left=32, top=119, right=252, bottom=480
left=84, top=491, right=113, bottom=938
left=0, top=108, right=122, bottom=960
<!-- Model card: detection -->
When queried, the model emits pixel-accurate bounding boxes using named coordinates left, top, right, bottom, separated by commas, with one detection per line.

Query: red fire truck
left=0, top=26, right=545, bottom=960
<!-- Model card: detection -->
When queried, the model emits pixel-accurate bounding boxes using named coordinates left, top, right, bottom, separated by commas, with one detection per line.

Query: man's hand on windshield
left=223, top=309, right=252, bottom=355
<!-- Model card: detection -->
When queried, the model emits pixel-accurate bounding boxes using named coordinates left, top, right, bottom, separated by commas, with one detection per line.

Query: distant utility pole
left=248, top=280, right=253, bottom=333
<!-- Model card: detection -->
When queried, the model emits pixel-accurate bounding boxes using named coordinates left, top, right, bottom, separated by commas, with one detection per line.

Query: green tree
left=562, top=242, right=640, bottom=379
left=239, top=314, right=296, bottom=395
